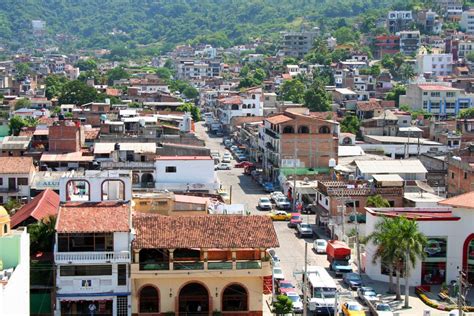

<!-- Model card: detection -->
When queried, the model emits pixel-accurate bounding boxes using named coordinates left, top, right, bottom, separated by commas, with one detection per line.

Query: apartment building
left=461, top=9, right=474, bottom=34
left=373, top=35, right=400, bottom=59
left=0, top=157, right=35, bottom=204
left=434, top=0, right=463, bottom=19
left=216, top=88, right=263, bottom=131
left=416, top=52, right=453, bottom=76
left=399, top=31, right=421, bottom=55
left=177, top=60, right=221, bottom=80
left=447, top=146, right=474, bottom=196
left=388, top=11, right=413, bottom=33
left=281, top=29, right=319, bottom=59
left=54, top=173, right=133, bottom=316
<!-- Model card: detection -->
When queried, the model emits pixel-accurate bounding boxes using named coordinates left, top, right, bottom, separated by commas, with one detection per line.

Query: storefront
left=60, top=299, right=113, bottom=315
left=421, top=237, right=447, bottom=285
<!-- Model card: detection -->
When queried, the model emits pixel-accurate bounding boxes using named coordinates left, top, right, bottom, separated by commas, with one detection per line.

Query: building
left=399, top=31, right=421, bottom=55
left=399, top=83, right=473, bottom=117
left=374, top=35, right=401, bottom=59
left=446, top=150, right=474, bottom=196
left=460, top=9, right=474, bottom=34
left=0, top=208, right=30, bottom=316
left=54, top=173, right=132, bottom=316
left=355, top=159, right=428, bottom=181
left=434, top=0, right=463, bottom=19
left=281, top=29, right=319, bottom=58
left=0, top=157, right=35, bottom=204
left=0, top=136, right=31, bottom=157
left=416, top=52, right=453, bottom=76
left=130, top=214, right=279, bottom=315
left=387, top=11, right=413, bottom=33
left=10, top=189, right=60, bottom=228
left=360, top=135, right=446, bottom=157
left=262, top=108, right=339, bottom=180
left=154, top=156, right=219, bottom=193
left=49, top=120, right=85, bottom=153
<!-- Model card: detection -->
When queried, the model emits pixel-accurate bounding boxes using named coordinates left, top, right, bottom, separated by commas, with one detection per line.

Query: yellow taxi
left=267, top=210, right=291, bottom=221
left=342, top=301, right=365, bottom=316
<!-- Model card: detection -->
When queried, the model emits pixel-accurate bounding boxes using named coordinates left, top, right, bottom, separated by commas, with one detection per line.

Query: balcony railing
left=135, top=260, right=265, bottom=272
left=236, top=261, right=262, bottom=269
left=55, top=251, right=131, bottom=264
left=265, top=128, right=279, bottom=139
left=208, top=261, right=233, bottom=270
left=174, top=261, right=204, bottom=270
left=140, top=262, right=170, bottom=271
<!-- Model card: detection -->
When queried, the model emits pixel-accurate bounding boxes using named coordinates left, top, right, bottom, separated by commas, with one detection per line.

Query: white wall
left=155, top=159, right=216, bottom=185
left=114, top=232, right=130, bottom=252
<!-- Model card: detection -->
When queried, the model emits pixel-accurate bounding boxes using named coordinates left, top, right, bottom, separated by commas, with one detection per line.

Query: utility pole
left=303, top=242, right=308, bottom=316
left=333, top=290, right=338, bottom=316
left=352, top=200, right=361, bottom=277
left=457, top=268, right=469, bottom=316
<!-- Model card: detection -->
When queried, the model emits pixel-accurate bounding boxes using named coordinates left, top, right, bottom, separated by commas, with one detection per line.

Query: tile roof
left=56, top=202, right=130, bottom=233
left=40, top=152, right=95, bottom=162
left=84, top=128, right=100, bottom=140
left=132, top=214, right=279, bottom=249
left=266, top=114, right=293, bottom=125
left=417, top=84, right=461, bottom=91
left=438, top=191, right=474, bottom=209
left=10, top=189, right=60, bottom=228
left=0, top=157, right=34, bottom=174
left=357, top=100, right=382, bottom=112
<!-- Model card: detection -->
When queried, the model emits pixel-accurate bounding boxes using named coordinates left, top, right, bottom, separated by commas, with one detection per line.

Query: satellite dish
left=415, top=180, right=435, bottom=194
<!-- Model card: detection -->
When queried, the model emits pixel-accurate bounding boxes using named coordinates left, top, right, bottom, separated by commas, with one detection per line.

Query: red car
left=278, top=280, right=296, bottom=294
left=235, top=161, right=254, bottom=168
left=288, top=213, right=303, bottom=228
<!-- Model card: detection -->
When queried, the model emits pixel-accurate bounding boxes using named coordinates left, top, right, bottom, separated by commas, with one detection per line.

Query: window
left=118, top=264, right=127, bottom=286
left=319, top=126, right=331, bottom=134
left=452, top=172, right=455, bottom=179
left=282, top=126, right=294, bottom=134
left=298, top=126, right=310, bottom=134
left=139, top=286, right=159, bottom=313
left=165, top=166, right=177, bottom=173
left=0, top=178, right=2, bottom=186
left=465, top=172, right=468, bottom=180
left=431, top=92, right=440, bottom=97
left=60, top=265, right=112, bottom=276
left=446, top=92, right=455, bottom=98
left=17, top=178, right=28, bottom=185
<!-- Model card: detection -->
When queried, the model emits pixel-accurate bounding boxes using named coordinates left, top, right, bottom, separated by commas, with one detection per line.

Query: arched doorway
left=179, top=282, right=209, bottom=315
left=463, top=234, right=474, bottom=283
left=141, top=173, right=154, bottom=188
left=222, top=284, right=248, bottom=311
left=139, top=285, right=159, bottom=313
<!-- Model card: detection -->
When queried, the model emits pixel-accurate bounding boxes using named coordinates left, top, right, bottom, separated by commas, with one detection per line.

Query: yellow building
left=132, top=192, right=215, bottom=216
left=130, top=214, right=279, bottom=316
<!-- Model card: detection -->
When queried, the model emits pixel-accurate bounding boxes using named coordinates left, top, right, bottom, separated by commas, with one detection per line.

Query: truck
left=326, top=240, right=352, bottom=276
left=306, top=266, right=337, bottom=315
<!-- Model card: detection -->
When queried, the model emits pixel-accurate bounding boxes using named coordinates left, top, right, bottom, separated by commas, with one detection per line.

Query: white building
left=0, top=208, right=30, bottom=316
left=460, top=9, right=474, bottom=34
left=365, top=191, right=474, bottom=287
left=217, top=88, right=263, bottom=129
left=54, top=172, right=132, bottom=316
left=355, top=159, right=428, bottom=181
left=416, top=52, right=453, bottom=76
left=154, top=156, right=219, bottom=192
left=0, top=157, right=35, bottom=205
left=457, top=40, right=474, bottom=59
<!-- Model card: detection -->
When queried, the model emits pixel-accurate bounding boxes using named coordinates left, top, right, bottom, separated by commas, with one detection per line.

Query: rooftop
left=40, top=152, right=94, bottom=162
left=364, top=135, right=442, bottom=145
left=0, top=157, right=34, bottom=174
left=10, top=189, right=59, bottom=228
left=94, top=142, right=157, bottom=154
left=132, top=214, right=279, bottom=249
left=366, top=207, right=460, bottom=221
left=266, top=114, right=293, bottom=125
left=155, top=156, right=212, bottom=160
left=403, top=192, right=444, bottom=203
left=439, top=191, right=474, bottom=209
left=417, top=84, right=461, bottom=91
left=355, top=159, right=428, bottom=174
left=0, top=136, right=31, bottom=150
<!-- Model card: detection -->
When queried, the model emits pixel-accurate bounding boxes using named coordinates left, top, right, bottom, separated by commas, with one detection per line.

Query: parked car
left=237, top=154, right=248, bottom=161
left=288, top=213, right=302, bottom=228
left=356, top=287, right=378, bottom=305
left=296, top=223, right=313, bottom=238
left=235, top=161, right=254, bottom=168
left=285, top=292, right=303, bottom=314
left=221, top=157, right=231, bottom=163
left=343, top=272, right=363, bottom=290
left=272, top=267, right=285, bottom=281
left=263, top=182, right=274, bottom=192
left=258, top=197, right=272, bottom=210
left=375, top=303, right=393, bottom=316
left=277, top=280, right=296, bottom=295
left=341, top=301, right=365, bottom=316
left=275, top=196, right=291, bottom=209
left=268, top=211, right=291, bottom=221
left=270, top=191, right=285, bottom=202
left=215, top=163, right=231, bottom=170
left=313, top=239, right=328, bottom=254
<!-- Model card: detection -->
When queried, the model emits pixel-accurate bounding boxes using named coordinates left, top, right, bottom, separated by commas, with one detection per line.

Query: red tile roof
left=220, top=96, right=242, bottom=105
left=84, top=128, right=100, bottom=140
left=266, top=114, right=293, bottom=125
left=366, top=208, right=460, bottom=221
left=56, top=202, right=130, bottom=233
left=439, top=191, right=474, bottom=209
left=132, top=214, right=279, bottom=249
left=417, top=85, right=461, bottom=91
left=0, top=157, right=34, bottom=174
left=357, top=100, right=382, bottom=112
left=10, top=189, right=59, bottom=228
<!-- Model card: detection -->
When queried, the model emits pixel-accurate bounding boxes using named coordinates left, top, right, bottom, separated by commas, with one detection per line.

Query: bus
left=306, top=266, right=337, bottom=315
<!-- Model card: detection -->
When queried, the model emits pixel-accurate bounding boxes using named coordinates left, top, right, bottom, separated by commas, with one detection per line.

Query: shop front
left=60, top=299, right=113, bottom=315
left=421, top=237, right=447, bottom=285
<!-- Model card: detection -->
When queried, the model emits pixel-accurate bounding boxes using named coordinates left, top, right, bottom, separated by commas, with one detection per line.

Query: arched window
left=179, top=282, right=209, bottom=314
left=139, top=286, right=159, bottom=313
left=242, top=104, right=247, bottom=109
left=222, top=284, right=248, bottom=311
left=101, top=180, right=125, bottom=201
left=298, top=126, right=309, bottom=134
left=319, top=126, right=331, bottom=134
left=3, top=224, right=7, bottom=234
left=343, top=137, right=352, bottom=145
left=132, top=173, right=140, bottom=184
left=282, top=126, right=294, bottom=134
left=231, top=104, right=239, bottom=110
left=141, top=173, right=154, bottom=187
left=66, top=180, right=90, bottom=202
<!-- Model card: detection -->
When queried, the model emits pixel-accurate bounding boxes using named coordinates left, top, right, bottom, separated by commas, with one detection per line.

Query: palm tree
left=28, top=216, right=57, bottom=254
left=367, top=195, right=391, bottom=208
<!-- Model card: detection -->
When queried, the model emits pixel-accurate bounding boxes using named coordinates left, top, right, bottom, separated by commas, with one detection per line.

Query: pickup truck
left=329, top=259, right=352, bottom=276
left=296, top=223, right=313, bottom=238
left=326, top=240, right=352, bottom=276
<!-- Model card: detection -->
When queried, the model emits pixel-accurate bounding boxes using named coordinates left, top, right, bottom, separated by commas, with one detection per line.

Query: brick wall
left=48, top=122, right=80, bottom=153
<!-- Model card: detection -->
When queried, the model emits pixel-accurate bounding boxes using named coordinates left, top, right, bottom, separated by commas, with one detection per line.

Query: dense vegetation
left=1, top=0, right=419, bottom=53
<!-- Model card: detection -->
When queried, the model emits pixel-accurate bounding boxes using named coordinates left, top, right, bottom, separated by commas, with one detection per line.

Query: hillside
left=0, top=0, right=411, bottom=52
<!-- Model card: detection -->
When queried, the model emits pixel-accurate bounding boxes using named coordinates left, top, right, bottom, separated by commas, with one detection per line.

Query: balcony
left=265, top=128, right=279, bottom=139
left=55, top=251, right=131, bottom=264
left=132, top=260, right=268, bottom=275
left=100, top=161, right=154, bottom=170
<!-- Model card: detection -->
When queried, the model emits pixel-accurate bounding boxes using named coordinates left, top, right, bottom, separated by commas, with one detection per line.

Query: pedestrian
left=88, top=303, right=97, bottom=316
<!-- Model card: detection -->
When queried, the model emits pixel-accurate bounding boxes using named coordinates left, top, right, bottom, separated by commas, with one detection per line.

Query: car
left=268, top=249, right=280, bottom=263
left=285, top=292, right=303, bottom=314
left=356, top=287, right=378, bottom=305
left=288, top=213, right=302, bottom=228
left=221, top=156, right=231, bottom=163
left=375, top=303, right=393, bottom=316
left=296, top=223, right=313, bottom=238
left=237, top=154, right=248, bottom=161
left=313, top=239, right=328, bottom=254
left=217, top=189, right=231, bottom=204
left=275, top=196, right=291, bottom=209
left=258, top=197, right=272, bottom=210
left=277, top=280, right=296, bottom=295
left=270, top=191, right=285, bottom=202
left=234, top=161, right=254, bottom=168
left=341, top=301, right=365, bottom=316
left=215, top=163, right=231, bottom=170
left=230, top=145, right=238, bottom=152
left=263, top=182, right=275, bottom=192
left=272, top=267, right=284, bottom=281
left=343, top=272, right=363, bottom=290
left=268, top=211, right=291, bottom=221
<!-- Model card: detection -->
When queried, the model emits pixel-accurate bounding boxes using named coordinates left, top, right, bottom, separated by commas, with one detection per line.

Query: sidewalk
left=263, top=294, right=273, bottom=316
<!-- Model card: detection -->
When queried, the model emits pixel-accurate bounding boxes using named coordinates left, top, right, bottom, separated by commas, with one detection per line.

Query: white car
left=286, top=292, right=303, bottom=313
left=313, top=239, right=328, bottom=254
left=215, top=163, right=231, bottom=170
left=258, top=197, right=272, bottom=210
left=275, top=197, right=291, bottom=209
left=273, top=267, right=284, bottom=281
left=357, top=287, right=378, bottom=306
left=375, top=303, right=393, bottom=316
left=270, top=191, right=285, bottom=202
left=221, top=157, right=231, bottom=163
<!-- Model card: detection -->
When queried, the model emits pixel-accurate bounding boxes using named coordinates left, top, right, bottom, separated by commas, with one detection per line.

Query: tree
left=369, top=64, right=381, bottom=77
left=280, top=79, right=305, bottom=103
left=272, top=295, right=293, bottom=315
left=45, top=75, right=68, bottom=99
left=177, top=103, right=201, bottom=122
left=367, top=195, right=391, bottom=207
left=156, top=67, right=172, bottom=80
left=106, top=66, right=130, bottom=86
left=3, top=198, right=21, bottom=213
left=400, top=64, right=415, bottom=82
left=333, top=26, right=360, bottom=44
left=303, top=80, right=332, bottom=112
left=182, top=86, right=199, bottom=99
left=14, top=98, right=31, bottom=110
left=386, top=85, right=406, bottom=107
left=458, top=108, right=474, bottom=119
left=58, top=80, right=98, bottom=105
left=75, top=59, right=97, bottom=71
left=8, top=115, right=37, bottom=136
left=340, top=115, right=360, bottom=135
left=28, top=216, right=57, bottom=254
left=15, top=62, right=31, bottom=80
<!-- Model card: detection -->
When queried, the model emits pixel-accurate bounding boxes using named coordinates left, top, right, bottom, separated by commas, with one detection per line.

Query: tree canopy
left=58, top=80, right=99, bottom=105
left=303, top=80, right=332, bottom=112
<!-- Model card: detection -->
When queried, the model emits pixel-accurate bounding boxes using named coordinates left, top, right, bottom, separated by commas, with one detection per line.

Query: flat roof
left=364, top=135, right=443, bottom=145
left=417, top=85, right=461, bottom=91
left=334, top=88, right=357, bottom=95
left=403, top=192, right=444, bottom=203
left=155, top=156, right=212, bottom=160
left=94, top=142, right=156, bottom=154
left=356, top=159, right=428, bottom=174
left=372, top=174, right=404, bottom=182
left=40, top=152, right=94, bottom=162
